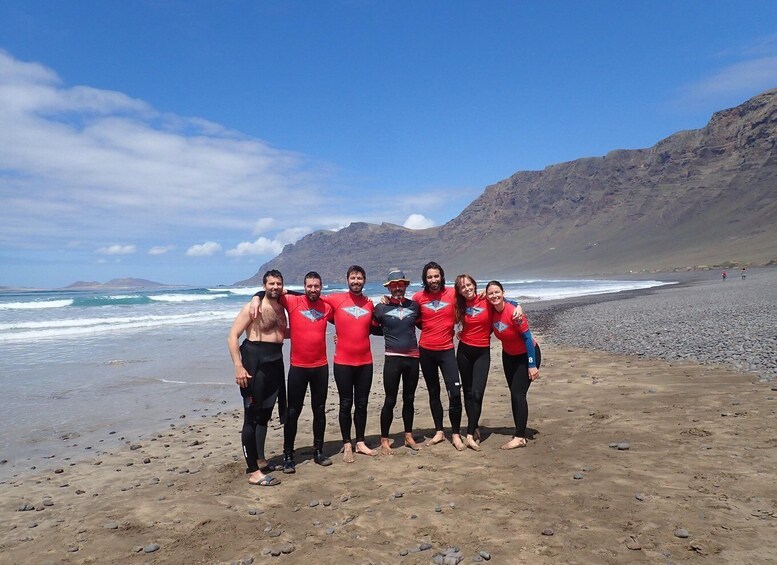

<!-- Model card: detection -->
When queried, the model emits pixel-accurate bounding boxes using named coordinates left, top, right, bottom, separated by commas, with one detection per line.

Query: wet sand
left=2, top=277, right=777, bottom=564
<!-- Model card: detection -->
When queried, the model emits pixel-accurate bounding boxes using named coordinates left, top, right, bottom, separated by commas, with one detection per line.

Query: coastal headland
left=1, top=269, right=775, bottom=564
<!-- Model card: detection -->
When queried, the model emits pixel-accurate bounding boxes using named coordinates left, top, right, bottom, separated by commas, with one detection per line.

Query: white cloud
left=275, top=227, right=311, bottom=245
left=96, top=244, right=136, bottom=255
left=148, top=245, right=175, bottom=255
left=226, top=237, right=283, bottom=257
left=186, top=242, right=222, bottom=256
left=252, top=217, right=275, bottom=234
left=403, top=214, right=435, bottom=230
left=682, top=56, right=777, bottom=102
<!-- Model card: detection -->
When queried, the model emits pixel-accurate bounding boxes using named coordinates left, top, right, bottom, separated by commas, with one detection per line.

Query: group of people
left=227, top=262, right=540, bottom=486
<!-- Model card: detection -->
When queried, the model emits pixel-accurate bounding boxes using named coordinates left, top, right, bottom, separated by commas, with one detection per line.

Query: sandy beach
left=2, top=271, right=776, bottom=564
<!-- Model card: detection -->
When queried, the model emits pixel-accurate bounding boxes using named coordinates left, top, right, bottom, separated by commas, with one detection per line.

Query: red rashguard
left=459, top=295, right=492, bottom=347
left=281, top=294, right=334, bottom=368
left=491, top=302, right=531, bottom=356
left=320, top=292, right=374, bottom=365
left=412, top=286, right=457, bottom=351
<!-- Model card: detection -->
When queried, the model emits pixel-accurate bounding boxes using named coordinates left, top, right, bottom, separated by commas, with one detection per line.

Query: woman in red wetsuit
left=455, top=274, right=524, bottom=450
left=486, top=280, right=540, bottom=450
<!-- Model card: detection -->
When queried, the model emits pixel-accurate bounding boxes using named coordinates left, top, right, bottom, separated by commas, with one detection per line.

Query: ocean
left=0, top=277, right=672, bottom=478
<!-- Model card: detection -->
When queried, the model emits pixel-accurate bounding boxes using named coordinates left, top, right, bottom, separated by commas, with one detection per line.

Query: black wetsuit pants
left=239, top=340, right=285, bottom=473
left=380, top=355, right=420, bottom=437
left=419, top=346, right=462, bottom=434
left=502, top=351, right=532, bottom=438
left=333, top=363, right=373, bottom=443
left=457, top=342, right=490, bottom=436
left=284, top=364, right=329, bottom=455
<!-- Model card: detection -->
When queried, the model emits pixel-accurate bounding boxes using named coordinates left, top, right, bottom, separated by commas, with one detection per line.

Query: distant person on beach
left=372, top=269, right=422, bottom=454
left=251, top=272, right=334, bottom=473
left=454, top=274, right=523, bottom=451
left=722, top=271, right=727, bottom=281
left=741, top=267, right=746, bottom=280
left=411, top=261, right=465, bottom=450
left=228, top=269, right=286, bottom=486
left=486, top=280, right=540, bottom=450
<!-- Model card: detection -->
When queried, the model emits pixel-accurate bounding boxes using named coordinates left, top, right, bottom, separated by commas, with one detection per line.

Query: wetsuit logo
left=385, top=307, right=412, bottom=320
left=423, top=300, right=449, bottom=312
left=493, top=321, right=509, bottom=332
left=465, top=306, right=485, bottom=317
left=300, top=309, right=327, bottom=322
left=342, top=306, right=370, bottom=319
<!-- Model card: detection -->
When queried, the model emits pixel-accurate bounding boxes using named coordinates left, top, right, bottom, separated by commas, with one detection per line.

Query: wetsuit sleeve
left=370, top=323, right=384, bottom=336
left=506, top=299, right=521, bottom=307
left=522, top=329, right=537, bottom=368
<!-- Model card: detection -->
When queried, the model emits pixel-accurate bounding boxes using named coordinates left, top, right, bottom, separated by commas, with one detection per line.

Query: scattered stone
left=280, top=543, right=295, bottom=554
left=67, top=546, right=79, bottom=553
left=18, top=503, right=34, bottom=512
left=674, top=528, right=689, bottom=538
left=340, top=494, right=350, bottom=502
left=608, top=442, right=618, bottom=448
left=542, top=528, right=554, bottom=536
left=399, top=548, right=409, bottom=556
left=248, top=509, right=258, bottom=516
left=143, top=458, right=151, bottom=464
left=573, top=472, right=584, bottom=480
left=309, top=500, right=319, bottom=508
left=322, top=499, right=331, bottom=507
left=617, top=442, right=630, bottom=450
left=325, top=527, right=335, bottom=535
left=419, top=543, right=432, bottom=551
left=42, top=499, right=54, bottom=507
left=635, top=493, right=645, bottom=501
left=394, top=491, right=404, bottom=499
left=479, top=550, right=492, bottom=560
left=268, top=530, right=282, bottom=538
left=104, top=522, right=119, bottom=530
left=54, top=468, right=64, bottom=474
left=144, top=543, right=160, bottom=553
left=271, top=549, right=281, bottom=557
left=626, top=536, right=642, bottom=550
left=130, top=444, right=142, bottom=451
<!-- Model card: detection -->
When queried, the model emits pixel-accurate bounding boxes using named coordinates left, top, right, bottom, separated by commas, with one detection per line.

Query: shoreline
left=2, top=271, right=776, bottom=563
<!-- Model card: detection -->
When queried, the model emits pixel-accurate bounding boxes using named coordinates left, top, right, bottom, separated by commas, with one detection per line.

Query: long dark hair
left=422, top=261, right=445, bottom=293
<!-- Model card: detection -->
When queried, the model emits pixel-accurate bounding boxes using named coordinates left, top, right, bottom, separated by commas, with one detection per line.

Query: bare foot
left=465, top=434, right=481, bottom=451
left=355, top=441, right=378, bottom=456
left=379, top=438, right=394, bottom=456
left=425, top=431, right=445, bottom=446
left=343, top=442, right=355, bottom=463
left=500, top=437, right=527, bottom=450
left=451, top=434, right=465, bottom=451
left=404, top=433, right=419, bottom=451
left=247, top=470, right=266, bottom=484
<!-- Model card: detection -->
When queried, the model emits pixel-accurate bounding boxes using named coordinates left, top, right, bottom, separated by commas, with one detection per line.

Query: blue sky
left=1, top=1, right=776, bottom=288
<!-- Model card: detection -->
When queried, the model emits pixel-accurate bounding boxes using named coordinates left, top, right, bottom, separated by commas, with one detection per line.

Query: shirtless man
left=251, top=272, right=334, bottom=472
left=228, top=269, right=287, bottom=486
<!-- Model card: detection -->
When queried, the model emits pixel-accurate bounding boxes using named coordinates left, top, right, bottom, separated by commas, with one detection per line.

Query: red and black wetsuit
left=412, top=286, right=462, bottom=434
left=320, top=292, right=374, bottom=445
left=456, top=295, right=492, bottom=436
left=281, top=293, right=333, bottom=454
left=491, top=302, right=538, bottom=439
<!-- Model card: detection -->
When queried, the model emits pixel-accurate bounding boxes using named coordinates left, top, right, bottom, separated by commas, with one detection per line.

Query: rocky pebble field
left=532, top=268, right=777, bottom=381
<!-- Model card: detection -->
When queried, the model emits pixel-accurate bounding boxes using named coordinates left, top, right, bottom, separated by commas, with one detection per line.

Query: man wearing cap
left=372, top=269, right=422, bottom=454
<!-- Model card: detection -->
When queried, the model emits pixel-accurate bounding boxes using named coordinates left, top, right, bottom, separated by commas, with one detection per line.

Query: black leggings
left=457, top=342, right=490, bottom=436
left=419, top=347, right=462, bottom=434
left=380, top=356, right=420, bottom=437
left=333, top=363, right=373, bottom=443
left=502, top=351, right=532, bottom=438
left=285, top=364, right=329, bottom=454
left=239, top=341, right=285, bottom=473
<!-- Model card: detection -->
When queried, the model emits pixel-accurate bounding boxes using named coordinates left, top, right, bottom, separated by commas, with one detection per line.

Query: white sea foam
left=0, top=299, right=73, bottom=310
left=503, top=280, right=675, bottom=302
left=149, top=293, right=221, bottom=302
left=0, top=310, right=234, bottom=342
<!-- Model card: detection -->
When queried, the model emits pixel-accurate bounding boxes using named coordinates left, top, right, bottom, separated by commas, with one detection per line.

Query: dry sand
left=3, top=306, right=777, bottom=563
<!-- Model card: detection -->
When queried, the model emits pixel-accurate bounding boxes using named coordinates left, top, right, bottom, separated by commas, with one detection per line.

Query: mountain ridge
left=238, top=88, right=777, bottom=286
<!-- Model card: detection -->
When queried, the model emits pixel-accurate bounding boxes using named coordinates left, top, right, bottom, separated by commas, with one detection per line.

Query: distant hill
left=238, top=88, right=777, bottom=285
left=63, top=278, right=170, bottom=290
